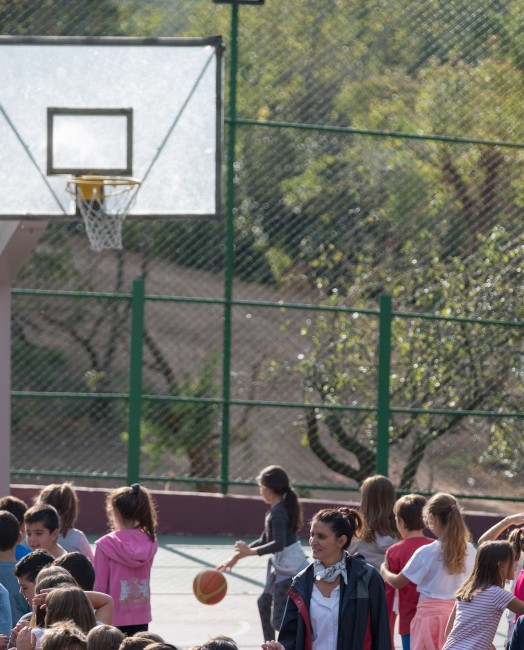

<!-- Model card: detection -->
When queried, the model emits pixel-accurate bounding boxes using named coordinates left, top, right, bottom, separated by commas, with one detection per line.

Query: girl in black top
left=218, top=466, right=307, bottom=641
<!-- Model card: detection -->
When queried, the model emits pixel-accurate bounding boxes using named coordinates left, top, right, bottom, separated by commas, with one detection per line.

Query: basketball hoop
left=66, top=175, right=141, bottom=252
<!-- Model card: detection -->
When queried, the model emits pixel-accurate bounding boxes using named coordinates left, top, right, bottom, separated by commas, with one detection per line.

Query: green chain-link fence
left=6, top=0, right=524, bottom=502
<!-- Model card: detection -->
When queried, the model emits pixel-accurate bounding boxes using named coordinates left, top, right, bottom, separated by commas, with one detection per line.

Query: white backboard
left=0, top=36, right=223, bottom=220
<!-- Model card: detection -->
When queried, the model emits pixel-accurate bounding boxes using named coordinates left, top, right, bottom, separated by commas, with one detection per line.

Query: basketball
left=193, top=569, right=227, bottom=605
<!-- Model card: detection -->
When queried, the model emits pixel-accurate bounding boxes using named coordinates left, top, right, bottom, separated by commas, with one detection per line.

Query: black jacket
left=278, top=554, right=391, bottom=650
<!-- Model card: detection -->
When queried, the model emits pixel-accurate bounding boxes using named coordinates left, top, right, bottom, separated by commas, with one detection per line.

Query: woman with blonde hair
left=381, top=492, right=476, bottom=650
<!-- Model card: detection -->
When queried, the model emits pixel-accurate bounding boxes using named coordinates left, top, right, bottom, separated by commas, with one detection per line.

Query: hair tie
left=131, top=483, right=140, bottom=495
left=449, top=503, right=457, bottom=510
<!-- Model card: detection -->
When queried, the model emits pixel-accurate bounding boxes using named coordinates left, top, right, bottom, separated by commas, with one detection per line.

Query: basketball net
left=66, top=176, right=141, bottom=252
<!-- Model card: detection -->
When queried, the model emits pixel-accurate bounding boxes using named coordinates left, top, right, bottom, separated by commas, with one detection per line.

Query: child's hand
left=234, top=540, right=255, bottom=558
left=15, top=627, right=35, bottom=650
left=10, top=621, right=30, bottom=645
left=261, top=641, right=284, bottom=650
left=32, top=590, right=50, bottom=610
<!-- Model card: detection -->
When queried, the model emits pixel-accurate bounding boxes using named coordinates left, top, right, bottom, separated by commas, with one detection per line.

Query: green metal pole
left=127, top=278, right=145, bottom=485
left=376, top=294, right=392, bottom=476
left=220, top=4, right=239, bottom=495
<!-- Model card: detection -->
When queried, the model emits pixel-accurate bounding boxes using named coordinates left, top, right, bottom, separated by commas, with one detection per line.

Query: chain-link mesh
left=6, top=0, right=524, bottom=501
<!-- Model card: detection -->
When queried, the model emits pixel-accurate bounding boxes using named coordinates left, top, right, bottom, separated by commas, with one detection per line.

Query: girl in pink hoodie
left=94, top=484, right=158, bottom=635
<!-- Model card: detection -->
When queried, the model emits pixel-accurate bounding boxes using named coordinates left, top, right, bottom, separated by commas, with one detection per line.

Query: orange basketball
left=193, top=569, right=227, bottom=605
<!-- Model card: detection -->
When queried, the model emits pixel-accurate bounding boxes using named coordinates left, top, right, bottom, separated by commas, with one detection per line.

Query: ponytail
left=508, top=528, right=524, bottom=562
left=257, top=465, right=303, bottom=533
left=425, top=492, right=470, bottom=574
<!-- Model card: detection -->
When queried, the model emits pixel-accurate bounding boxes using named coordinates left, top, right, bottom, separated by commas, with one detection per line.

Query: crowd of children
left=0, top=477, right=523, bottom=650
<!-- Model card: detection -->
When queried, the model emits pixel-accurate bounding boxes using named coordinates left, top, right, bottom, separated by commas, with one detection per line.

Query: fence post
left=220, top=4, right=240, bottom=496
left=376, top=294, right=392, bottom=476
left=127, top=278, right=145, bottom=485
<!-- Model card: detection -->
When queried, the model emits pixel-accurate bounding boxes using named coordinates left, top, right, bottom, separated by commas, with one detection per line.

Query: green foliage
left=140, top=353, right=221, bottom=468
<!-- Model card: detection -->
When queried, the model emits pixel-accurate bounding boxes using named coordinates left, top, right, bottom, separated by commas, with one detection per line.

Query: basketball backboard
left=0, top=36, right=223, bottom=221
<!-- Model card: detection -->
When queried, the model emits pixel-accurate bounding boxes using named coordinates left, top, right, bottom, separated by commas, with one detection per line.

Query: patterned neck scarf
left=313, top=551, right=348, bottom=584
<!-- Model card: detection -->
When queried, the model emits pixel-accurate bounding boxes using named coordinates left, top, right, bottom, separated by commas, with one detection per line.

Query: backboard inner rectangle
left=48, top=108, right=132, bottom=176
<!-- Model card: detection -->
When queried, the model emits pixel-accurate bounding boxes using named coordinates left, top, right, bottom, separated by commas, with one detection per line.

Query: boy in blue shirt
left=0, top=510, right=30, bottom=626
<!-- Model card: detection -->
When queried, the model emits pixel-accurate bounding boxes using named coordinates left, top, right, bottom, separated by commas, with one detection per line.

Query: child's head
left=393, top=494, right=427, bottom=535
left=257, top=465, right=303, bottom=532
left=33, top=567, right=77, bottom=627
left=53, top=553, right=95, bottom=591
left=132, top=634, right=165, bottom=644
left=0, top=509, right=21, bottom=552
left=41, top=621, right=87, bottom=650
left=36, top=484, right=78, bottom=537
left=119, top=638, right=153, bottom=650
left=424, top=492, right=470, bottom=574
left=86, top=626, right=124, bottom=650
left=200, top=636, right=238, bottom=650
left=0, top=495, right=28, bottom=533
left=86, top=625, right=124, bottom=650
left=456, top=540, right=516, bottom=601
left=310, top=507, right=363, bottom=551
left=24, top=504, right=60, bottom=552
left=359, top=475, right=397, bottom=542
left=14, top=549, right=55, bottom=604
left=508, top=527, right=524, bottom=563
left=107, top=484, right=157, bottom=541
left=45, top=586, right=97, bottom=634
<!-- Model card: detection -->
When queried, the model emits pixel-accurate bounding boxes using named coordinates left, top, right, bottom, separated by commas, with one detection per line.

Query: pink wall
left=13, top=484, right=505, bottom=543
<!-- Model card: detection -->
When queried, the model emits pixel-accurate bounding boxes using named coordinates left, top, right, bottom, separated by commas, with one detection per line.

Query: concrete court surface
left=142, top=536, right=510, bottom=650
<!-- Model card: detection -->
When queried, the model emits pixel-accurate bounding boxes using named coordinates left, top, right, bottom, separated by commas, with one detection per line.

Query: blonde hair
left=359, top=475, right=397, bottom=543
left=425, top=492, right=470, bottom=574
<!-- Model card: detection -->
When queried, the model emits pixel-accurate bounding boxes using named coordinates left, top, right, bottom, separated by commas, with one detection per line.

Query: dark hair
left=45, top=586, right=96, bottom=634
left=0, top=510, right=21, bottom=551
left=311, top=507, right=363, bottom=549
left=143, top=644, right=179, bottom=650
left=36, top=483, right=79, bottom=536
left=86, top=625, right=124, bottom=650
left=14, top=549, right=55, bottom=581
left=42, top=621, right=87, bottom=650
left=456, top=540, right=514, bottom=601
left=0, top=495, right=28, bottom=524
left=200, top=636, right=238, bottom=650
left=257, top=465, right=303, bottom=532
left=394, top=494, right=427, bottom=531
left=53, top=552, right=95, bottom=591
left=24, top=503, right=60, bottom=533
left=508, top=528, right=524, bottom=563
left=107, top=484, right=157, bottom=541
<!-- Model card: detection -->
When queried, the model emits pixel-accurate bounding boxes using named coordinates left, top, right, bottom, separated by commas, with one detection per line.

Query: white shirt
left=310, top=583, right=340, bottom=650
left=402, top=540, right=476, bottom=600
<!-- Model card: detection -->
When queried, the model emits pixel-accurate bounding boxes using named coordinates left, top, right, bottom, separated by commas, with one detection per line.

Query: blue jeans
left=401, top=634, right=410, bottom=650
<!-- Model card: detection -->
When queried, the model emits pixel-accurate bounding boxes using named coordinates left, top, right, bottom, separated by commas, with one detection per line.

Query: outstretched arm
left=478, top=513, right=524, bottom=545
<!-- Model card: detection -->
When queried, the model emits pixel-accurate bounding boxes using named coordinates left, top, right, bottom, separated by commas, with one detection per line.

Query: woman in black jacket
left=262, top=507, right=391, bottom=650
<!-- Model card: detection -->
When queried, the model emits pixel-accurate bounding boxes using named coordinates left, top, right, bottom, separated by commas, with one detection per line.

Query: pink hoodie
left=94, top=529, right=158, bottom=627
